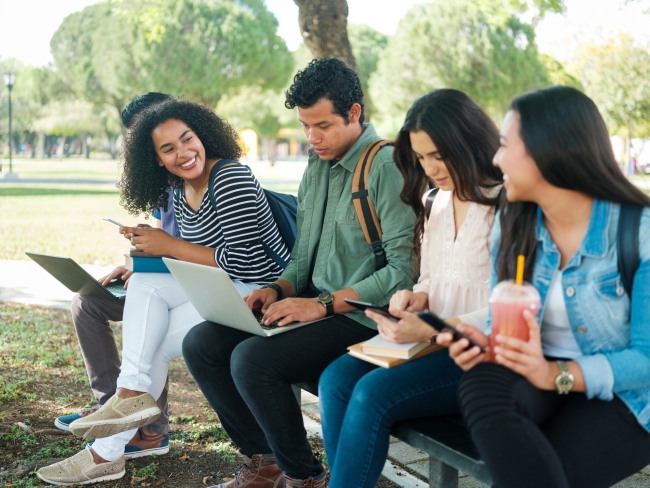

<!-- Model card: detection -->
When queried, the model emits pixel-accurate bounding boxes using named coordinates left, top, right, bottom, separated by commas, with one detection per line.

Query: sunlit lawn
left=0, top=159, right=303, bottom=265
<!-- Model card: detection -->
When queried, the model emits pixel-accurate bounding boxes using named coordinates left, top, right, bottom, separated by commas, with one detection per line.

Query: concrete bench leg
left=429, top=458, right=458, bottom=488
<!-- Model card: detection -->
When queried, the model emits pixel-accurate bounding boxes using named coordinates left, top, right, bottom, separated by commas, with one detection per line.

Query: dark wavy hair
left=121, top=92, right=171, bottom=128
left=497, top=86, right=650, bottom=282
left=285, top=58, right=365, bottom=124
left=118, top=99, right=242, bottom=216
left=393, top=89, right=502, bottom=273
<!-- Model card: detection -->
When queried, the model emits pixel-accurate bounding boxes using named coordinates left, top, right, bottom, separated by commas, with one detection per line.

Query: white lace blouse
left=412, top=187, right=500, bottom=330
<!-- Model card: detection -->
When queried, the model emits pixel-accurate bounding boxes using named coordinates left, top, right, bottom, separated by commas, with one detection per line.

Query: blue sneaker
left=123, top=428, right=169, bottom=459
left=86, top=428, right=170, bottom=459
left=54, top=405, right=100, bottom=432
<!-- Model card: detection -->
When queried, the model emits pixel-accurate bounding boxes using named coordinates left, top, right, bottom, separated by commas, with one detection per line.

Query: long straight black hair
left=497, top=86, right=650, bottom=282
left=393, top=89, right=502, bottom=273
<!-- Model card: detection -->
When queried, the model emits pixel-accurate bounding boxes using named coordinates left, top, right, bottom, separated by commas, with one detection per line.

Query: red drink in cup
left=488, top=280, right=540, bottom=362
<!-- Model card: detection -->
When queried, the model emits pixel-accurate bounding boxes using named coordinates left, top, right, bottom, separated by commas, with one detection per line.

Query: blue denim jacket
left=487, top=199, right=650, bottom=432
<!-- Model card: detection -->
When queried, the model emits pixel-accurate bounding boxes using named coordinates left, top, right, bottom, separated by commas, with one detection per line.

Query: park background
left=1, top=1, right=650, bottom=487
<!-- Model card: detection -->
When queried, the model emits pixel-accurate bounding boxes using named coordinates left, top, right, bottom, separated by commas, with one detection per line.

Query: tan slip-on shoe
left=36, top=446, right=125, bottom=486
left=69, top=393, right=161, bottom=439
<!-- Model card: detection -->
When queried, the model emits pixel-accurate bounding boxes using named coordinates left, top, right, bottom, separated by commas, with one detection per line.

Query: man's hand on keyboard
left=261, top=298, right=325, bottom=327
left=99, top=266, right=133, bottom=289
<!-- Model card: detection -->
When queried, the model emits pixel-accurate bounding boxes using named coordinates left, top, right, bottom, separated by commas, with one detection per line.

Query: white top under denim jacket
left=486, top=199, right=650, bottom=433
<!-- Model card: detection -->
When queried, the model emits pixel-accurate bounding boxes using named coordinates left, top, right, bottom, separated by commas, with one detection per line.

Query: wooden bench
left=294, top=381, right=493, bottom=488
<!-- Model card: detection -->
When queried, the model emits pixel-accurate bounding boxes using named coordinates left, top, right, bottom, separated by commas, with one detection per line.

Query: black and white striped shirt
left=173, top=163, right=289, bottom=283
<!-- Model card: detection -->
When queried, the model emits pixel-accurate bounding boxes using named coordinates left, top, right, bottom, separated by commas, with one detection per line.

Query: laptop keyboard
left=104, top=282, right=127, bottom=298
left=252, top=310, right=301, bottom=330
left=252, top=310, right=282, bottom=330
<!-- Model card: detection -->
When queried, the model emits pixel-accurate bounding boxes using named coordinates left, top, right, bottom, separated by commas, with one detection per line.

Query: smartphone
left=344, top=298, right=399, bottom=322
left=103, top=218, right=124, bottom=227
left=417, top=310, right=486, bottom=353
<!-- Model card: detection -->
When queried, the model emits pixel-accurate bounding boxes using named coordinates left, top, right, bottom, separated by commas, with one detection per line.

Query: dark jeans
left=319, top=350, right=463, bottom=488
left=182, top=315, right=376, bottom=479
left=71, top=293, right=170, bottom=435
left=458, top=362, right=650, bottom=488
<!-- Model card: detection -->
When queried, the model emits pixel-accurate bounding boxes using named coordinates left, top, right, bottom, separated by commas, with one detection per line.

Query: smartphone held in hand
left=344, top=298, right=399, bottom=322
left=103, top=218, right=124, bottom=227
left=417, top=310, right=486, bottom=353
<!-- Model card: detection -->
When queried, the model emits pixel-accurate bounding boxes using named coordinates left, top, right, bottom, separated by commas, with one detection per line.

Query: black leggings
left=458, top=363, right=650, bottom=488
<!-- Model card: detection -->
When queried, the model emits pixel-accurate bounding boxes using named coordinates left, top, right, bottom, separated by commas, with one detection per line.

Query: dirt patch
left=0, top=303, right=400, bottom=487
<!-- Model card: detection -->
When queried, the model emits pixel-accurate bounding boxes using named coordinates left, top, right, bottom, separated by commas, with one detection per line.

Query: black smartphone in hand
left=417, top=310, right=486, bottom=353
left=344, top=298, right=399, bottom=322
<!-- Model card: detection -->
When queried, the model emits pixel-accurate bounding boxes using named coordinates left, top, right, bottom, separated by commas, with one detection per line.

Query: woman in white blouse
left=319, top=89, right=503, bottom=488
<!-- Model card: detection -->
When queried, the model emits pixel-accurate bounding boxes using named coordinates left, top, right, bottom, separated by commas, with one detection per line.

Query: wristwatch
left=261, top=283, right=283, bottom=301
left=318, top=291, right=334, bottom=317
left=554, top=360, right=575, bottom=394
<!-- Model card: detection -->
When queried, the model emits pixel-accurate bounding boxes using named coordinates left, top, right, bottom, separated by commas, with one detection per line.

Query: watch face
left=556, top=374, right=574, bottom=393
left=318, top=292, right=334, bottom=304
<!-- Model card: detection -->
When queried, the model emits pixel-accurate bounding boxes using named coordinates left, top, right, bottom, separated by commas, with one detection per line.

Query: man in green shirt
left=183, top=58, right=416, bottom=488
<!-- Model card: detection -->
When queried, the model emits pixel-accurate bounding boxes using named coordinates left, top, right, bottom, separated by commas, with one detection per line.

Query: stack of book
left=348, top=334, right=442, bottom=368
left=124, top=249, right=174, bottom=273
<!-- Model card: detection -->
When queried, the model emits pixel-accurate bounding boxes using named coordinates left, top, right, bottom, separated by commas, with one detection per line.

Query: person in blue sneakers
left=55, top=93, right=175, bottom=462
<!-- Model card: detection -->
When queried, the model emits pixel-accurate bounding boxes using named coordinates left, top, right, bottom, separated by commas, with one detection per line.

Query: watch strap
left=261, top=283, right=283, bottom=301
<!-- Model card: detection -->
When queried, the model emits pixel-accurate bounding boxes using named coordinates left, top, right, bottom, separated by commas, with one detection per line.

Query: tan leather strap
left=351, top=139, right=394, bottom=245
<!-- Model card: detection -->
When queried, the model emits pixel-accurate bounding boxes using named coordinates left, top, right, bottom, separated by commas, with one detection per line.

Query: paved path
left=2, top=259, right=650, bottom=487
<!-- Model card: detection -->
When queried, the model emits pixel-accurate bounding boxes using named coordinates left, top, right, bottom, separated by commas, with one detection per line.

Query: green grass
left=0, top=159, right=301, bottom=265
left=0, top=183, right=139, bottom=265
left=3, top=158, right=121, bottom=181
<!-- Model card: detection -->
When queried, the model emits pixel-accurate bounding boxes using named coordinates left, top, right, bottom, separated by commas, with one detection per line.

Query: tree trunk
left=56, top=136, right=67, bottom=160
left=293, top=0, right=358, bottom=71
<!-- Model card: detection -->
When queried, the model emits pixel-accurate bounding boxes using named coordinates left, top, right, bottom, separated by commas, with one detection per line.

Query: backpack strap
left=425, top=187, right=439, bottom=220
left=207, top=158, right=289, bottom=270
left=207, top=158, right=239, bottom=212
left=617, top=204, right=643, bottom=297
left=351, top=139, right=395, bottom=270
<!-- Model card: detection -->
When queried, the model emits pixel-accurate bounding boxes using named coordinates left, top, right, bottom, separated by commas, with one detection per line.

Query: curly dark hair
left=285, top=58, right=365, bottom=124
left=121, top=92, right=171, bottom=128
left=393, top=89, right=502, bottom=275
left=118, top=99, right=242, bottom=216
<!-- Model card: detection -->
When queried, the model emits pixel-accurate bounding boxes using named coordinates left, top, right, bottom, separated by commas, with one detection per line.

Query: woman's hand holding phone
left=389, top=290, right=429, bottom=314
left=365, top=308, right=437, bottom=344
left=121, top=226, right=176, bottom=256
left=437, top=324, right=489, bottom=371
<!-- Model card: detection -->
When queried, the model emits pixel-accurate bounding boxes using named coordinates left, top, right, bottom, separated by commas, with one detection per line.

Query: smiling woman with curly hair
left=119, top=99, right=242, bottom=216
left=35, top=99, right=290, bottom=487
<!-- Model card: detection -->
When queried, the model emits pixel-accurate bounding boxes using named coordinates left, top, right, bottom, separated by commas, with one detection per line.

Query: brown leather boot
left=210, top=454, right=283, bottom=488
left=283, top=470, right=328, bottom=488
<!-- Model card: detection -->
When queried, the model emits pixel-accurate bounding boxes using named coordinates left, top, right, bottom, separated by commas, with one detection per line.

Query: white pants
left=92, top=272, right=261, bottom=461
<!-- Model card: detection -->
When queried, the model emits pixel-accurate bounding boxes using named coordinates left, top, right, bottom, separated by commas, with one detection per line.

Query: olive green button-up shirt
left=279, top=124, right=416, bottom=329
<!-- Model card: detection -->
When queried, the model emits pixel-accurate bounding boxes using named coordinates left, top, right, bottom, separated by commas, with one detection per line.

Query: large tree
left=293, top=0, right=357, bottom=70
left=571, top=34, right=650, bottom=167
left=369, top=0, right=554, bottom=136
left=50, top=0, right=293, bottom=123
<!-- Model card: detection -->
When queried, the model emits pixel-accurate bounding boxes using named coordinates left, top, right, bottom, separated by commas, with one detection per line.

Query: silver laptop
left=163, top=258, right=326, bottom=337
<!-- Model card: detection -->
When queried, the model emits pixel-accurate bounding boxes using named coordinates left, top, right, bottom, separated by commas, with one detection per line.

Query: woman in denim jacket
left=440, top=86, right=650, bottom=488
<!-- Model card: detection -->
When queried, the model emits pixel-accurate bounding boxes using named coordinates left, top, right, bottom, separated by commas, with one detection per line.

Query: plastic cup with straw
left=488, top=254, right=541, bottom=362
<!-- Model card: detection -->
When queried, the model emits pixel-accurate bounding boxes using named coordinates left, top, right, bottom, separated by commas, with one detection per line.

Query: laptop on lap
left=163, top=258, right=326, bottom=337
left=25, top=252, right=126, bottom=300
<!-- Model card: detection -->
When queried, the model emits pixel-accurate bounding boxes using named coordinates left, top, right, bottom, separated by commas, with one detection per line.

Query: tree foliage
left=571, top=34, right=650, bottom=140
left=369, top=0, right=552, bottom=137
left=50, top=0, right=293, bottom=117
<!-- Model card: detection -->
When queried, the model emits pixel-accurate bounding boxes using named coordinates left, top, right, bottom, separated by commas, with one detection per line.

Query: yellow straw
left=516, top=255, right=525, bottom=286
